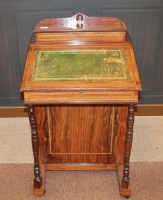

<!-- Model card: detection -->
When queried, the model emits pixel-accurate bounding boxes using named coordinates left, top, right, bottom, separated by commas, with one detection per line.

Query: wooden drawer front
left=24, top=91, right=138, bottom=104
left=36, top=32, right=125, bottom=42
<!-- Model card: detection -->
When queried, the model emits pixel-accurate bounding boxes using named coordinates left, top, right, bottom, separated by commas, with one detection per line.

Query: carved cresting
left=122, top=104, right=135, bottom=188
left=28, top=104, right=42, bottom=188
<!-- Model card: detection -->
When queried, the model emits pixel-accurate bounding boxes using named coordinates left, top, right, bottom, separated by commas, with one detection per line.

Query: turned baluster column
left=28, top=104, right=42, bottom=188
left=122, top=104, right=135, bottom=189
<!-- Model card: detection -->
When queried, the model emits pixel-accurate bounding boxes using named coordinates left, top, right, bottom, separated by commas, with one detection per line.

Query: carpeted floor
left=0, top=117, right=163, bottom=199
left=0, top=117, right=163, bottom=163
left=0, top=162, right=163, bottom=200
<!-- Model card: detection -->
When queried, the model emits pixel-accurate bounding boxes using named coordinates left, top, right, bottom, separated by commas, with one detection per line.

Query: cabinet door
left=35, top=105, right=128, bottom=164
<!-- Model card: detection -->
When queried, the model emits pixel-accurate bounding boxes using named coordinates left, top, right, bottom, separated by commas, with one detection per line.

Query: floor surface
left=0, top=116, right=163, bottom=163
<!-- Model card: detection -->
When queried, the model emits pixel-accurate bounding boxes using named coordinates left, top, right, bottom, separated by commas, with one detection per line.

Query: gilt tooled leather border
left=32, top=49, right=130, bottom=82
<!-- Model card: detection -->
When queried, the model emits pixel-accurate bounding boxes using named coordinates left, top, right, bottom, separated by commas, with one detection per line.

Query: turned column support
left=122, top=104, right=135, bottom=189
left=28, top=104, right=42, bottom=189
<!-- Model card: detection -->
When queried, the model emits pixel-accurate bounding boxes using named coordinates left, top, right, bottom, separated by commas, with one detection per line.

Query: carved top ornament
left=35, top=13, right=127, bottom=33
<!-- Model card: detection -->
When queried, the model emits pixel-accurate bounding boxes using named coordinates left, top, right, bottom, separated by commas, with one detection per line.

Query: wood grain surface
left=34, top=105, right=128, bottom=164
left=35, top=13, right=127, bottom=33
left=21, top=13, right=141, bottom=196
left=28, top=105, right=43, bottom=189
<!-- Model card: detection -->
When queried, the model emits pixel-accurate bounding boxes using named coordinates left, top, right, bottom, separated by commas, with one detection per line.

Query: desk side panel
left=35, top=105, right=128, bottom=164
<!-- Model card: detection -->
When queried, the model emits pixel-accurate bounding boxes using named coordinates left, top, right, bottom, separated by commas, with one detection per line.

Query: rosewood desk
left=20, top=13, right=142, bottom=198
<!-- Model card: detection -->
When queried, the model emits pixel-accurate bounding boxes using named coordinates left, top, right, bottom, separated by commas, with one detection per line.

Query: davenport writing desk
left=20, top=13, right=142, bottom=197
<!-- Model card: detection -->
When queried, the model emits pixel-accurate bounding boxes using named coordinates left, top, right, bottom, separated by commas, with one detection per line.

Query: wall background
left=0, top=0, right=163, bottom=106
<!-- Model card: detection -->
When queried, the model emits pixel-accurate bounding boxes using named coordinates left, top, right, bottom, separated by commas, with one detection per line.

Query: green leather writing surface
left=32, top=49, right=129, bottom=81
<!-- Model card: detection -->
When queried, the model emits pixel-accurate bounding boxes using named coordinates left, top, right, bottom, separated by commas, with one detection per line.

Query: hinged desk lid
left=21, top=13, right=141, bottom=104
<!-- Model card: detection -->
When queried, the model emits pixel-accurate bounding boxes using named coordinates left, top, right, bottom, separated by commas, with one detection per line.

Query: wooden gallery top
left=20, top=13, right=142, bottom=104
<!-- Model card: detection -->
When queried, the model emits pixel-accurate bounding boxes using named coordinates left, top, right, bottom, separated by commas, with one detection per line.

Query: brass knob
left=76, top=23, right=84, bottom=29
left=76, top=14, right=84, bottom=21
